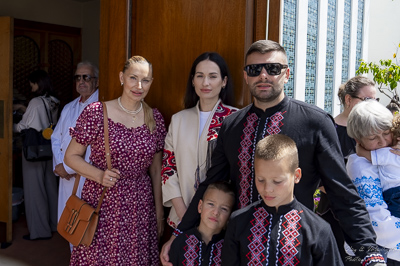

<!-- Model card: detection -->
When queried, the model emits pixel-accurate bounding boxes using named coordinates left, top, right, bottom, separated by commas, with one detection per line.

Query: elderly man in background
left=51, top=61, right=99, bottom=249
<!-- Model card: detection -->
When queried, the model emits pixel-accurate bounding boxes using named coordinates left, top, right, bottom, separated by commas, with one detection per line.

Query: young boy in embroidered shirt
left=221, top=134, right=345, bottom=266
left=169, top=182, right=235, bottom=266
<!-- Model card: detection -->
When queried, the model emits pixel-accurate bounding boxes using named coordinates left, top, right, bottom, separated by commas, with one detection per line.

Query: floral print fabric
left=69, top=102, right=166, bottom=265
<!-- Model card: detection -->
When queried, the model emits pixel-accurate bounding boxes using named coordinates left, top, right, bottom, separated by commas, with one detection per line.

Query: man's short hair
left=203, top=181, right=235, bottom=202
left=255, top=134, right=298, bottom=173
left=245, top=40, right=287, bottom=64
left=347, top=100, right=393, bottom=141
left=77, top=61, right=99, bottom=78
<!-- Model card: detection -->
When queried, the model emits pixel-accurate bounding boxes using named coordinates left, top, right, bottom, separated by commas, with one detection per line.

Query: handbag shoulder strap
left=39, top=97, right=53, bottom=126
left=103, top=102, right=112, bottom=170
left=71, top=102, right=110, bottom=213
left=94, top=102, right=111, bottom=212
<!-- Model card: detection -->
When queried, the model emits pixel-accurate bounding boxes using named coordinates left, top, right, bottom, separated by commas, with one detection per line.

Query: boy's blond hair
left=255, top=134, right=299, bottom=172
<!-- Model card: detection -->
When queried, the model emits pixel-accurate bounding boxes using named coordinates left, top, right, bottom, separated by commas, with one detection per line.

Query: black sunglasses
left=352, top=95, right=380, bottom=102
left=73, top=75, right=96, bottom=82
left=244, top=63, right=288, bottom=77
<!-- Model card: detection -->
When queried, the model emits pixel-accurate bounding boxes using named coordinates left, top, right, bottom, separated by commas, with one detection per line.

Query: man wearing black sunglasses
left=51, top=61, right=99, bottom=251
left=161, top=40, right=385, bottom=266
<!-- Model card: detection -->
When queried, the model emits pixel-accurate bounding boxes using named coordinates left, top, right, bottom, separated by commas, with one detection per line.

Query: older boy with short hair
left=169, top=182, right=235, bottom=265
left=221, top=134, right=345, bottom=265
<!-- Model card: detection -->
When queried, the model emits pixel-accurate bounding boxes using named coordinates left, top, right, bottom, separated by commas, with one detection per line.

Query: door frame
left=0, top=16, right=14, bottom=245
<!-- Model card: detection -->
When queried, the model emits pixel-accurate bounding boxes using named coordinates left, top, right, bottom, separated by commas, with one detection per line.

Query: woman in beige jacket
left=161, top=52, right=237, bottom=228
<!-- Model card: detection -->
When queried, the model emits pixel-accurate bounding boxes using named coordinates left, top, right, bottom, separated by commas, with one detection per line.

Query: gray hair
left=245, top=40, right=287, bottom=64
left=347, top=100, right=393, bottom=141
left=76, top=61, right=99, bottom=78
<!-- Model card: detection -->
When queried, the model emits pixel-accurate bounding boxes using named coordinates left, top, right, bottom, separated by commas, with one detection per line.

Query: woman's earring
left=121, top=82, right=124, bottom=86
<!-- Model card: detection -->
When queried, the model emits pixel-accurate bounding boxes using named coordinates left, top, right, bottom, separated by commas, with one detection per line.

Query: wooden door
left=0, top=16, right=13, bottom=245
left=100, top=0, right=269, bottom=124
left=13, top=19, right=82, bottom=112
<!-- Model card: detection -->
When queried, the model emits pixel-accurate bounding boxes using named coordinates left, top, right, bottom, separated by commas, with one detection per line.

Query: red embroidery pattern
left=184, top=235, right=200, bottom=266
left=207, top=103, right=237, bottom=142
left=278, top=210, right=302, bottom=265
left=166, top=217, right=177, bottom=229
left=211, top=239, right=224, bottom=266
left=238, top=113, right=258, bottom=208
left=266, top=112, right=285, bottom=135
left=247, top=207, right=270, bottom=265
left=161, top=149, right=176, bottom=184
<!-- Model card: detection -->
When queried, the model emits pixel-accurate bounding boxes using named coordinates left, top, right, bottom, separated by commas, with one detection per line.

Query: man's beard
left=250, top=82, right=282, bottom=103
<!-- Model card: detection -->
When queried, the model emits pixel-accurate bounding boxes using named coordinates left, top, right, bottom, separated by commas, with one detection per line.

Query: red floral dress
left=69, top=102, right=166, bottom=265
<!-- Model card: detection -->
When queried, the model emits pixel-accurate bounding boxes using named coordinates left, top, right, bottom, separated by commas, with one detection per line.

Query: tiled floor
left=0, top=214, right=70, bottom=266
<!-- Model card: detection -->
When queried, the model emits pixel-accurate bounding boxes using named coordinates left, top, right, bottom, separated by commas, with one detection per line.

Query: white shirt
left=371, top=147, right=400, bottom=192
left=347, top=153, right=400, bottom=261
left=15, top=95, right=59, bottom=132
left=51, top=90, right=98, bottom=174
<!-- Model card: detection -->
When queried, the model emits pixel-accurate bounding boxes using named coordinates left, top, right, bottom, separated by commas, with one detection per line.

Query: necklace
left=118, top=97, right=143, bottom=122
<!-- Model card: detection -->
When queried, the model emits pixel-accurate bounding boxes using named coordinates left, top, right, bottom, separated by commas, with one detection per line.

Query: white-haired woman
left=347, top=100, right=400, bottom=264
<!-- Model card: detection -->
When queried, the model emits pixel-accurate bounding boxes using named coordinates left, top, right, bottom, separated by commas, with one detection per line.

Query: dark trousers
left=383, top=186, right=400, bottom=218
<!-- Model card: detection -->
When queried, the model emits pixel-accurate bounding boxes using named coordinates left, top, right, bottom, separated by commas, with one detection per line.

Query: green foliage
left=356, top=43, right=400, bottom=106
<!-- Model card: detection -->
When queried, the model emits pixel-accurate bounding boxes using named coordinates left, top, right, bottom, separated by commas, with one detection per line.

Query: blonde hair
left=391, top=114, right=400, bottom=145
left=255, top=134, right=299, bottom=173
left=122, top=56, right=156, bottom=132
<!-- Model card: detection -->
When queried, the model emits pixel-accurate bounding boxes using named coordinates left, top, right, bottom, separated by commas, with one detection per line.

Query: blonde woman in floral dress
left=65, top=56, right=166, bottom=265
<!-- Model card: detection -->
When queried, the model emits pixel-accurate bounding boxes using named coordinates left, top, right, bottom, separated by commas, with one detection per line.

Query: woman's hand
left=101, top=168, right=120, bottom=187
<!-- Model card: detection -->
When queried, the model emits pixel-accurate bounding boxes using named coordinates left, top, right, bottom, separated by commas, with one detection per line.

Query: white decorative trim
left=362, top=0, right=370, bottom=62
left=294, top=0, right=309, bottom=101
left=348, top=0, right=359, bottom=78
left=332, top=0, right=345, bottom=116
left=315, top=0, right=329, bottom=109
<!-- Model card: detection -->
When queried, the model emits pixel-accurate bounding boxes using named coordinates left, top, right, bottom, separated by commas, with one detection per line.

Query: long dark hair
left=184, top=52, right=235, bottom=109
left=28, top=70, right=54, bottom=97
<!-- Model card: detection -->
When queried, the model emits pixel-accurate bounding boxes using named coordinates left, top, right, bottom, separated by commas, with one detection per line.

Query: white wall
left=0, top=0, right=100, bottom=65
left=367, top=0, right=400, bottom=106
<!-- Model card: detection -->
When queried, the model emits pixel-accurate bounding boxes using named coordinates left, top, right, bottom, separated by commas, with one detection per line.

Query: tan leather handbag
left=57, top=102, right=111, bottom=246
